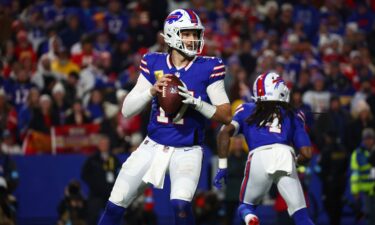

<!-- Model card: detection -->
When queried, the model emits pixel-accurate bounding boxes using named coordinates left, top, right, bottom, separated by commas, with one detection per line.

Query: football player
left=214, top=72, right=314, bottom=225
left=99, top=9, right=231, bottom=225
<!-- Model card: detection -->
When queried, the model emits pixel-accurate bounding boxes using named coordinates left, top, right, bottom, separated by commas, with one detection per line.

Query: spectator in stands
left=57, top=180, right=87, bottom=225
left=65, top=99, right=91, bottom=126
left=17, top=87, right=40, bottom=139
left=350, top=79, right=373, bottom=112
left=0, top=89, right=16, bottom=138
left=77, top=0, right=97, bottom=32
left=238, top=39, right=256, bottom=77
left=326, top=60, right=355, bottom=96
left=224, top=136, right=247, bottom=225
left=348, top=2, right=374, bottom=33
left=86, top=89, right=106, bottom=123
left=4, top=64, right=35, bottom=112
left=112, top=35, right=132, bottom=74
left=1, top=40, right=16, bottom=78
left=350, top=128, right=375, bottom=225
left=39, top=32, right=62, bottom=61
left=302, top=73, right=331, bottom=115
left=24, top=8, right=45, bottom=51
left=1, top=130, right=21, bottom=155
left=31, top=54, right=60, bottom=93
left=51, top=47, right=80, bottom=78
left=94, top=30, right=112, bottom=53
left=295, top=69, right=313, bottom=94
left=347, top=100, right=375, bottom=151
left=313, top=95, right=350, bottom=150
left=104, top=0, right=128, bottom=40
left=276, top=3, right=294, bottom=36
left=81, top=134, right=120, bottom=225
left=229, top=68, right=251, bottom=102
left=77, top=52, right=110, bottom=102
left=14, top=30, right=37, bottom=65
left=319, top=130, right=349, bottom=225
left=59, top=13, right=84, bottom=51
left=43, top=0, right=67, bottom=28
left=51, top=82, right=69, bottom=125
left=126, top=13, right=154, bottom=52
left=29, top=94, right=60, bottom=134
left=71, top=35, right=96, bottom=68
left=63, top=72, right=79, bottom=106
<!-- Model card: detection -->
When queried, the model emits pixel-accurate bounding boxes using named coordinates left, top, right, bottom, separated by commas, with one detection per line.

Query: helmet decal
left=253, top=72, right=290, bottom=102
left=184, top=9, right=198, bottom=24
left=272, top=76, right=285, bottom=89
left=256, top=73, right=267, bottom=97
left=166, top=11, right=183, bottom=24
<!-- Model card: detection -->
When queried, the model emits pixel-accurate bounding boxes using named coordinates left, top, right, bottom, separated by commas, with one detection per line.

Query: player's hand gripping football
left=150, top=75, right=172, bottom=96
left=178, top=82, right=217, bottom=119
left=213, top=168, right=227, bottom=189
left=178, top=85, right=202, bottom=108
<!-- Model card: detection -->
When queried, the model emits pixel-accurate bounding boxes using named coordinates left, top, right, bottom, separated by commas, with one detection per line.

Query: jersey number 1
left=267, top=117, right=281, bottom=133
left=157, top=107, right=184, bottom=124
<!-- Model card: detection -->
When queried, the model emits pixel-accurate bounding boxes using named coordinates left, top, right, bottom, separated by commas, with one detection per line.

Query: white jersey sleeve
left=121, top=75, right=153, bottom=118
left=207, top=80, right=230, bottom=106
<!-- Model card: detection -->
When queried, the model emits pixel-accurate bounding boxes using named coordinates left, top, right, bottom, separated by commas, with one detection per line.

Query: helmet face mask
left=162, top=9, right=205, bottom=57
left=253, top=72, right=290, bottom=103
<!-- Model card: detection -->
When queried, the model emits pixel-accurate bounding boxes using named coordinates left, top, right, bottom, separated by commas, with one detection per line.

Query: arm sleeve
left=293, top=111, right=312, bottom=149
left=208, top=58, right=225, bottom=85
left=207, top=80, right=230, bottom=106
left=232, top=104, right=245, bottom=135
left=121, top=75, right=153, bottom=118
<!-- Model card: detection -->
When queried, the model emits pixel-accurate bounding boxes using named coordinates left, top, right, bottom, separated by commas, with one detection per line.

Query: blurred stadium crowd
left=0, top=0, right=375, bottom=224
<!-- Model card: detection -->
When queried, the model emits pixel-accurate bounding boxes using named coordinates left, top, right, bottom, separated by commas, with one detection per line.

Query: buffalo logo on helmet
left=166, top=11, right=183, bottom=24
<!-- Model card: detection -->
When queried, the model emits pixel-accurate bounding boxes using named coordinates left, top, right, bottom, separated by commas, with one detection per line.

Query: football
left=157, top=75, right=184, bottom=115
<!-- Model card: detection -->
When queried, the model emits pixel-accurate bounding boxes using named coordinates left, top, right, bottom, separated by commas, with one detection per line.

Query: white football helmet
left=162, top=9, right=205, bottom=57
left=252, top=72, right=290, bottom=102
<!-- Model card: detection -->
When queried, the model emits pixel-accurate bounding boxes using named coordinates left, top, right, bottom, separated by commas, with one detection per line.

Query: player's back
left=233, top=103, right=310, bottom=151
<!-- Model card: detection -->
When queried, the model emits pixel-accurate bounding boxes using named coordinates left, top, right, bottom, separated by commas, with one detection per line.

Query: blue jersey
left=233, top=103, right=311, bottom=151
left=139, top=52, right=225, bottom=147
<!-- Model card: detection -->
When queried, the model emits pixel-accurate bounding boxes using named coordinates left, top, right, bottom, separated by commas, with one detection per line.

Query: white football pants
left=240, top=144, right=307, bottom=215
left=109, top=137, right=203, bottom=207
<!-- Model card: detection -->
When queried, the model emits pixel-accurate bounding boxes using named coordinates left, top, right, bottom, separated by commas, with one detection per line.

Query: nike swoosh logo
left=184, top=148, right=194, bottom=152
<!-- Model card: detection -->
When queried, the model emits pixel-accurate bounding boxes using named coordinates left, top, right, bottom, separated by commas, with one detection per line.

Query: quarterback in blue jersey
left=99, top=9, right=231, bottom=225
left=214, top=72, right=314, bottom=225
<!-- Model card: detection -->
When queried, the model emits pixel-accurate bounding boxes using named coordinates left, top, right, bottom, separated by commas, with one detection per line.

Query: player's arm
left=214, top=104, right=243, bottom=189
left=207, top=80, right=231, bottom=124
left=121, top=75, right=171, bottom=118
left=217, top=123, right=236, bottom=159
left=178, top=80, right=232, bottom=124
left=296, top=146, right=312, bottom=165
left=293, top=111, right=313, bottom=165
left=213, top=122, right=236, bottom=189
left=211, top=104, right=231, bottom=125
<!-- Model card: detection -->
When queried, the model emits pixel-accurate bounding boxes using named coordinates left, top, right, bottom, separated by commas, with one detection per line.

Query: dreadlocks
left=246, top=101, right=295, bottom=128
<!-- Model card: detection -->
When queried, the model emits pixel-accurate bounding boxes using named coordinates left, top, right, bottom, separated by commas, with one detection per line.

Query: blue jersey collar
left=166, top=54, right=196, bottom=71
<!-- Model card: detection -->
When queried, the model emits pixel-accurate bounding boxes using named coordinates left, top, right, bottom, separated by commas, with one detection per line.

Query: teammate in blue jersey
left=98, top=9, right=231, bottom=225
left=214, top=72, right=314, bottom=225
